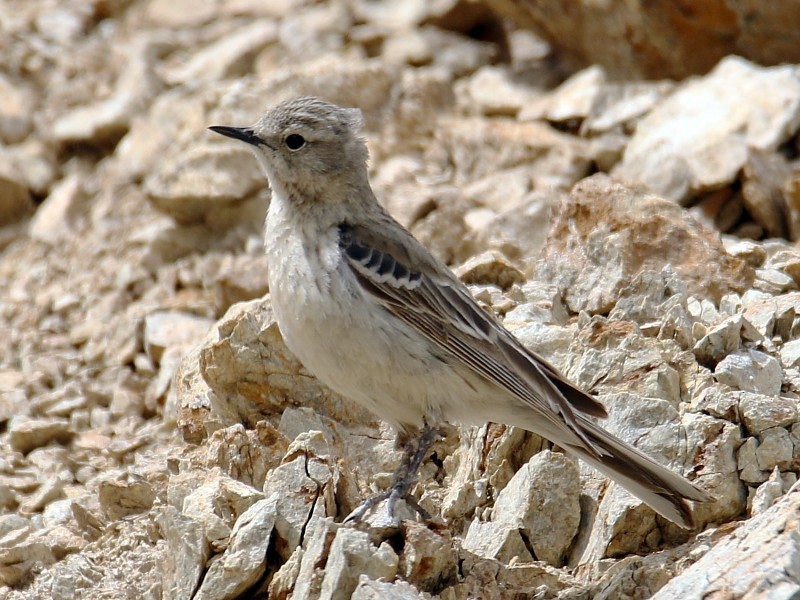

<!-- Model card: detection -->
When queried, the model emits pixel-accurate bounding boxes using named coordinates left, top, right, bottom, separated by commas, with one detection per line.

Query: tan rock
left=535, top=174, right=754, bottom=314
left=484, top=0, right=800, bottom=80
left=615, top=58, right=800, bottom=204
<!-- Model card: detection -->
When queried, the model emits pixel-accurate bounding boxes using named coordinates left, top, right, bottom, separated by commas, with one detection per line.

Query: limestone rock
left=52, top=40, right=162, bottom=145
left=535, top=174, right=753, bottom=315
left=485, top=1, right=800, bottom=80
left=492, top=450, right=580, bottom=566
left=194, top=495, right=279, bottom=600
left=652, top=483, right=800, bottom=599
left=714, top=349, right=783, bottom=396
left=615, top=57, right=800, bottom=204
left=319, top=528, right=399, bottom=600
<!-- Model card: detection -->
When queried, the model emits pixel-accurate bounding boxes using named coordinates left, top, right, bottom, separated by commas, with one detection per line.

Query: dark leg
left=346, top=424, right=441, bottom=524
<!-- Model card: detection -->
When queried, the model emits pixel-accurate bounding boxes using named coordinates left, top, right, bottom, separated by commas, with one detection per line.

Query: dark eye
left=285, top=134, right=306, bottom=150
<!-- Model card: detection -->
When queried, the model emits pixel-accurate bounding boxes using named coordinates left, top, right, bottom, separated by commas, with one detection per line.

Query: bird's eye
left=285, top=134, right=306, bottom=150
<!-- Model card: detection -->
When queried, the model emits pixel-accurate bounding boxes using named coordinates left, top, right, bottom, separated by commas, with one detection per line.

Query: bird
left=209, top=96, right=711, bottom=528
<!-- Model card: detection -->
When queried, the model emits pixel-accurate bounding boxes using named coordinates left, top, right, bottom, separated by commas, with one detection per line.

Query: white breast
left=263, top=199, right=479, bottom=431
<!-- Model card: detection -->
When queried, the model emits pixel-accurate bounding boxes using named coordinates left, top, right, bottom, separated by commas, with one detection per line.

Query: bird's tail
left=564, top=415, right=712, bottom=528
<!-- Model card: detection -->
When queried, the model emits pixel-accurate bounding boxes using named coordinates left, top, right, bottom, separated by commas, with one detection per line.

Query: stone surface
left=535, top=174, right=754, bottom=314
left=715, top=349, right=783, bottom=396
left=615, top=57, right=800, bottom=205
left=491, top=449, right=580, bottom=566
left=319, top=528, right=399, bottom=600
left=485, top=1, right=800, bottom=79
left=652, top=483, right=800, bottom=599
left=194, top=495, right=279, bottom=600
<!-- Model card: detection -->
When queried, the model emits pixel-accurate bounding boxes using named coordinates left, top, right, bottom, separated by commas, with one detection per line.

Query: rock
left=439, top=117, right=592, bottom=192
left=7, top=417, right=73, bottom=454
left=461, top=65, right=541, bottom=116
left=535, top=174, right=753, bottom=315
left=0, top=150, right=34, bottom=226
left=318, top=527, right=399, bottom=600
left=462, top=519, right=532, bottom=563
left=615, top=57, right=800, bottom=204
left=738, top=436, right=765, bottom=485
left=754, top=268, right=797, bottom=295
left=18, top=476, right=65, bottom=515
left=164, top=20, right=279, bottom=86
left=520, top=65, right=606, bottom=124
left=397, top=521, right=456, bottom=591
left=692, top=315, right=761, bottom=367
left=0, top=73, right=34, bottom=143
left=714, top=350, right=783, bottom=396
left=780, top=339, right=800, bottom=369
left=144, top=143, right=266, bottom=226
left=755, top=427, right=794, bottom=472
left=519, top=65, right=672, bottom=136
left=265, top=432, right=337, bottom=560
left=739, top=393, right=799, bottom=435
left=143, top=310, right=214, bottom=365
left=194, top=495, right=279, bottom=600
left=191, top=297, right=370, bottom=432
left=291, top=518, right=338, bottom=600
left=722, top=238, right=767, bottom=268
left=209, top=253, right=271, bottom=314
left=179, top=470, right=264, bottom=551
left=484, top=1, right=800, bottom=80
left=652, top=482, right=800, bottom=599
left=741, top=149, right=792, bottom=239
left=684, top=413, right=747, bottom=526
left=454, top=250, right=525, bottom=290
left=750, top=468, right=784, bottom=517
left=52, top=40, right=162, bottom=145
left=97, top=474, right=156, bottom=521
left=156, top=506, right=210, bottom=600
left=351, top=578, right=428, bottom=600
left=28, top=175, right=88, bottom=245
left=491, top=450, right=580, bottom=566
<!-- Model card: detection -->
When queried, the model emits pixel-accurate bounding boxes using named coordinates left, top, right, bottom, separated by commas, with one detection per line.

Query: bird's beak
left=208, top=125, right=264, bottom=146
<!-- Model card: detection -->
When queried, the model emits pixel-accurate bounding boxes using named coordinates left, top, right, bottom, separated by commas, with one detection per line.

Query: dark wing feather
left=339, top=221, right=608, bottom=455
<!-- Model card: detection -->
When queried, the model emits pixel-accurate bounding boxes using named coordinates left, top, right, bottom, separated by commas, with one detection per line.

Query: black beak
left=208, top=125, right=263, bottom=146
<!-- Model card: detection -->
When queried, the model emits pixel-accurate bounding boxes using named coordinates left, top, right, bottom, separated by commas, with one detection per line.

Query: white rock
left=156, top=506, right=210, bottom=600
left=181, top=471, right=264, bottom=551
left=164, top=20, right=278, bottom=85
left=264, top=432, right=336, bottom=560
left=739, top=392, right=799, bottom=434
left=780, top=339, right=800, bottom=369
left=194, top=495, right=279, bottom=600
left=755, top=427, right=793, bottom=472
left=28, top=175, right=87, bottom=245
left=750, top=468, right=784, bottom=517
left=462, top=519, right=532, bottom=563
left=492, top=450, right=580, bottom=566
left=144, top=310, right=214, bottom=365
left=714, top=349, right=782, bottom=396
left=652, top=482, right=800, bottom=599
left=52, top=40, right=162, bottom=143
left=351, top=577, right=428, bottom=600
left=318, top=528, right=399, bottom=600
left=615, top=57, right=800, bottom=203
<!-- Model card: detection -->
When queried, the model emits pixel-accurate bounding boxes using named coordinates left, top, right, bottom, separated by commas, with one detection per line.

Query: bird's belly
left=269, top=261, right=475, bottom=430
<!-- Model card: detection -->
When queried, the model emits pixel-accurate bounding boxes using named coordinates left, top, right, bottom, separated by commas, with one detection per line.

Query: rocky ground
left=1, top=1, right=800, bottom=599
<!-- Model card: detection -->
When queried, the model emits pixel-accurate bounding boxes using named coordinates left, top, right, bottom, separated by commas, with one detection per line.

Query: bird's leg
left=345, top=424, right=440, bottom=524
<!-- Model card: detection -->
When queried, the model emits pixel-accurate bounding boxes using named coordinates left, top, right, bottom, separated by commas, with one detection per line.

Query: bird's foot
left=344, top=485, right=431, bottom=525
left=344, top=424, right=440, bottom=525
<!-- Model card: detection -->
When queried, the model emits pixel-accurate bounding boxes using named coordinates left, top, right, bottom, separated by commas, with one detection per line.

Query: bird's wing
left=338, top=220, right=608, bottom=455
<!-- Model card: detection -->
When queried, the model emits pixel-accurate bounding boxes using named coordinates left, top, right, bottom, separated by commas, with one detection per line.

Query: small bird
left=210, top=96, right=711, bottom=528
